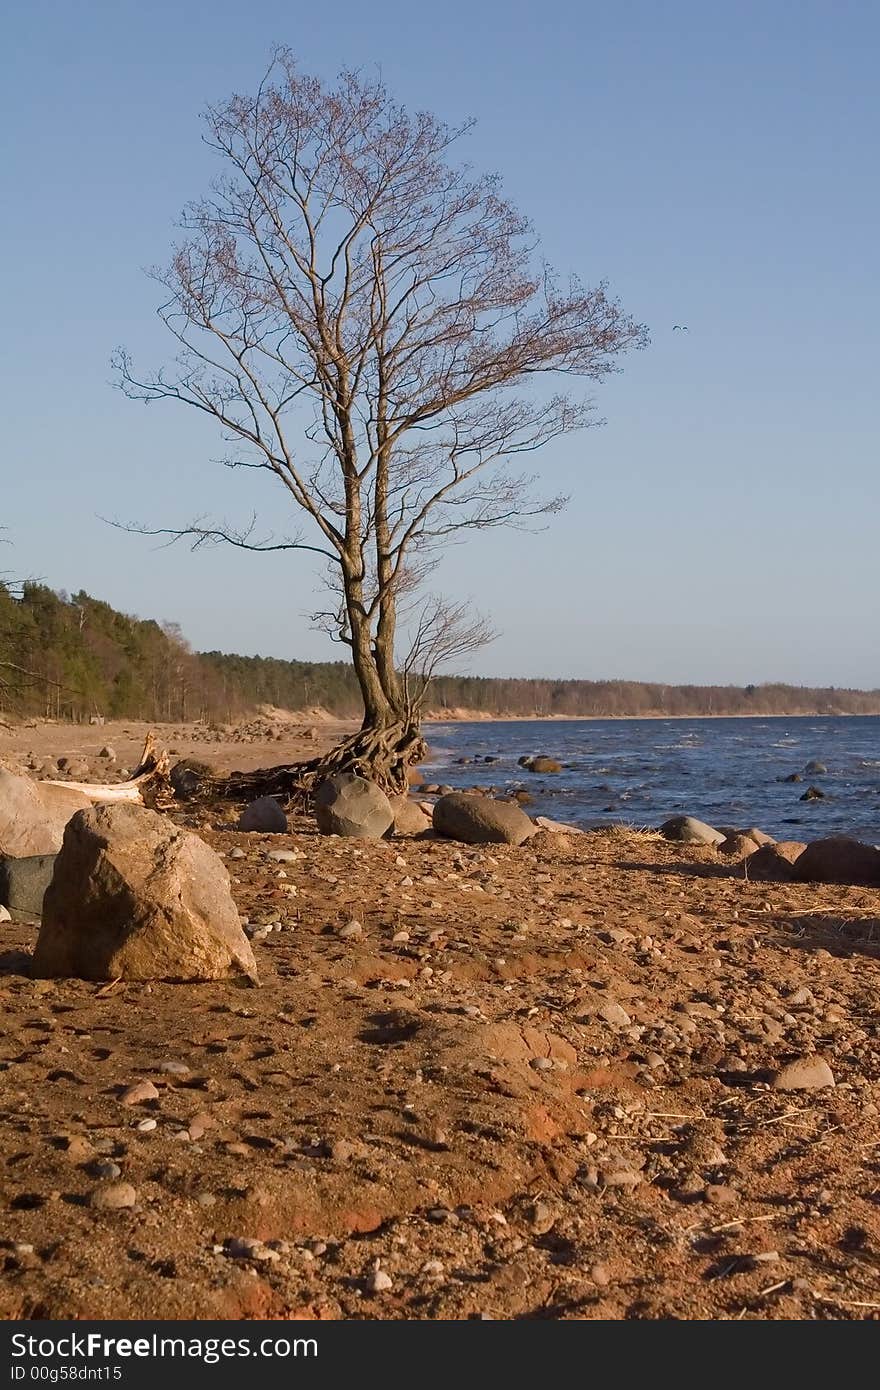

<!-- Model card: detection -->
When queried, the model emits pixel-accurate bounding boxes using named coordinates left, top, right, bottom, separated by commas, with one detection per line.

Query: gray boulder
left=238, top=796, right=288, bottom=832
left=433, top=792, right=536, bottom=846
left=314, top=774, right=393, bottom=839
left=0, top=768, right=91, bottom=857
left=0, top=854, right=57, bottom=923
left=659, top=815, right=725, bottom=847
left=33, top=803, right=258, bottom=983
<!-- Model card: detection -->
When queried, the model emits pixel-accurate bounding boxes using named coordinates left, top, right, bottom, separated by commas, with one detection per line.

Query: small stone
left=267, top=849, right=297, bottom=863
left=366, top=1268, right=393, bottom=1293
left=598, top=1001, right=632, bottom=1028
left=772, top=1057, right=835, bottom=1091
left=119, top=1080, right=159, bottom=1105
left=160, top=1061, right=190, bottom=1076
left=90, top=1181, right=137, bottom=1210
left=187, top=1111, right=214, bottom=1141
left=602, top=1167, right=642, bottom=1188
left=63, top=1135, right=94, bottom=1161
left=705, top=1184, right=739, bottom=1206
left=229, top=848, right=246, bottom=860
left=136, top=1118, right=157, bottom=1132
left=530, top=1056, right=555, bottom=1072
left=338, top=919, right=364, bottom=939
left=528, top=1200, right=556, bottom=1234
left=89, top=1160, right=122, bottom=1180
left=590, top=1262, right=611, bottom=1286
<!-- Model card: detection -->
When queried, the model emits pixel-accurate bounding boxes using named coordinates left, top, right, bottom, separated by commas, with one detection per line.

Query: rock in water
left=793, top=837, right=880, bottom=887
left=433, top=792, right=536, bottom=846
left=389, top=795, right=432, bottom=837
left=524, top=756, right=562, bottom=774
left=659, top=815, right=725, bottom=847
left=314, top=774, right=393, bottom=839
left=0, top=769, right=91, bottom=857
left=238, top=796, right=288, bottom=833
left=32, top=803, right=258, bottom=984
left=0, top=854, right=57, bottom=923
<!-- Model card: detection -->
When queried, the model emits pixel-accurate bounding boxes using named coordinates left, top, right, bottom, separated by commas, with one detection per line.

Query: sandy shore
left=1, top=734, right=879, bottom=1318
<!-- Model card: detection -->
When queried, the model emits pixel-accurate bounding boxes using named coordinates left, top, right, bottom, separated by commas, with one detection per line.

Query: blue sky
left=3, top=0, right=878, bottom=685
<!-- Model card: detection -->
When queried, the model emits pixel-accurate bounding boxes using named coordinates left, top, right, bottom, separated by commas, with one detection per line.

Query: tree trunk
left=212, top=604, right=426, bottom=805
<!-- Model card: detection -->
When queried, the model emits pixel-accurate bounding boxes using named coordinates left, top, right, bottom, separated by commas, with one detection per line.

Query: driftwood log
left=42, top=734, right=173, bottom=808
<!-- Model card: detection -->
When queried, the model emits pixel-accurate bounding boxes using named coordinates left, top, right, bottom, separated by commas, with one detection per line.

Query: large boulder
left=718, top=833, right=760, bottom=860
left=793, top=837, right=880, bottom=887
left=0, top=768, right=91, bottom=857
left=314, top=774, right=393, bottom=839
left=747, top=842, right=807, bottom=881
left=0, top=854, right=57, bottom=923
left=660, top=815, right=725, bottom=847
left=238, top=796, right=288, bottom=832
left=32, top=803, right=258, bottom=983
left=433, top=792, right=536, bottom=846
left=389, top=796, right=432, bottom=837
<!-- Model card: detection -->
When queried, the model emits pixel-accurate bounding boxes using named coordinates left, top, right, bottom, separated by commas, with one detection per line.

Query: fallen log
left=42, top=734, right=173, bottom=808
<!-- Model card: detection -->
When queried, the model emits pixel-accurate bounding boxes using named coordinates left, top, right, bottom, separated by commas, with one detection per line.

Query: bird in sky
left=673, top=324, right=689, bottom=332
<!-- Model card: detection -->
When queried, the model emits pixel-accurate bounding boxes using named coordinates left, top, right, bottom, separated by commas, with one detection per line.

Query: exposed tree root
left=213, top=722, right=427, bottom=806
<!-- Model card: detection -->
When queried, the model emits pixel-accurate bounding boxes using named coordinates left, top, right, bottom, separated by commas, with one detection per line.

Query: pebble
left=119, top=1080, right=159, bottom=1105
left=229, top=848, right=246, bottom=860
left=772, top=1057, right=835, bottom=1091
left=601, top=1167, right=643, bottom=1188
left=136, top=1118, right=157, bottom=1132
left=267, top=850, right=297, bottom=863
left=160, top=1061, right=190, bottom=1076
left=366, top=1268, right=393, bottom=1293
left=89, top=1160, right=122, bottom=1180
left=705, top=1184, right=739, bottom=1206
left=598, top=1002, right=632, bottom=1028
left=90, top=1181, right=137, bottom=1210
left=338, top=920, right=364, bottom=939
left=528, top=1200, right=557, bottom=1234
left=590, top=1262, right=611, bottom=1286
left=226, top=1236, right=279, bottom=1263
left=63, top=1135, right=94, bottom=1161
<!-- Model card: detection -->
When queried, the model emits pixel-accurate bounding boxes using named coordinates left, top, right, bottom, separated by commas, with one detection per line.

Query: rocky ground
left=0, top=714, right=357, bottom=784
left=2, top=755, right=880, bottom=1319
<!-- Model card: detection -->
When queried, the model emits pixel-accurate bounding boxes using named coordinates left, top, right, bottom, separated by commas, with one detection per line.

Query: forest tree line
left=2, top=584, right=879, bottom=724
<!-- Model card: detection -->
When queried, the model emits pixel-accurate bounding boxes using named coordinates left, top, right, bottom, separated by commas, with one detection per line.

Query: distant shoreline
left=423, top=710, right=880, bottom=724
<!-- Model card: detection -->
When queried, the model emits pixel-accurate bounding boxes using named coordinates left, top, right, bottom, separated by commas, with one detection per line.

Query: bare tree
left=115, top=52, right=647, bottom=788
